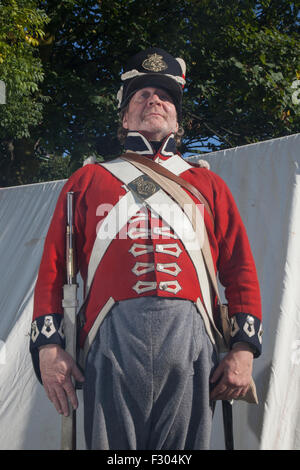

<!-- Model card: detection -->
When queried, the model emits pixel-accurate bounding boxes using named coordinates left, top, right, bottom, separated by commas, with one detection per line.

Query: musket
left=222, top=400, right=234, bottom=450
left=61, top=191, right=78, bottom=450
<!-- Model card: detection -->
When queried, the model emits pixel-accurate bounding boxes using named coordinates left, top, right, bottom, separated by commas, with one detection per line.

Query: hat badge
left=142, top=53, right=168, bottom=72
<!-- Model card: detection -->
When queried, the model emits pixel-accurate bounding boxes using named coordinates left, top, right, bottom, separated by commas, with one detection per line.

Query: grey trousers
left=83, top=297, right=218, bottom=450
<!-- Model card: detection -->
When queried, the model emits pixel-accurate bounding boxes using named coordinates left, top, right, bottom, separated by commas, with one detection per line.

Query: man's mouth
left=144, top=113, right=164, bottom=118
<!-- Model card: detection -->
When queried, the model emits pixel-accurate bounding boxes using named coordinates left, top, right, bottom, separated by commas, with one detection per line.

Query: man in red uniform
left=30, top=48, right=262, bottom=449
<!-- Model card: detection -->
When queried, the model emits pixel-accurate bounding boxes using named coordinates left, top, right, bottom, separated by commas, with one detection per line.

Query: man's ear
left=122, top=111, right=129, bottom=130
left=174, top=120, right=179, bottom=134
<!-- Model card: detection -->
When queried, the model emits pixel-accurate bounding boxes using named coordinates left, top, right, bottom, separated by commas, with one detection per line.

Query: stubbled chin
left=142, top=115, right=164, bottom=125
left=142, top=116, right=167, bottom=129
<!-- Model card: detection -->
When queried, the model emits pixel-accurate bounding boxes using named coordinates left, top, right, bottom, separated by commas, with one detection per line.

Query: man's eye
left=158, top=93, right=171, bottom=102
left=136, top=92, right=150, bottom=101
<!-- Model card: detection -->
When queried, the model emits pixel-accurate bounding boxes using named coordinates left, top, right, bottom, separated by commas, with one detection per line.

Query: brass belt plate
left=128, top=174, right=160, bottom=199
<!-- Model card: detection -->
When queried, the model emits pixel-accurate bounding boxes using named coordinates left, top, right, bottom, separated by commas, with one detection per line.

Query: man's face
left=122, top=87, right=179, bottom=141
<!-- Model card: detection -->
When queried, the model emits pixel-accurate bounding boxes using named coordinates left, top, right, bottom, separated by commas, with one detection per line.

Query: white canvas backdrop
left=188, top=132, right=300, bottom=450
left=0, top=132, right=299, bottom=449
left=0, top=181, right=85, bottom=450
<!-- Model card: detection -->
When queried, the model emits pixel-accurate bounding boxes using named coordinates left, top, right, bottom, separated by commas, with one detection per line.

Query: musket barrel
left=66, top=192, right=75, bottom=285
left=61, top=191, right=78, bottom=450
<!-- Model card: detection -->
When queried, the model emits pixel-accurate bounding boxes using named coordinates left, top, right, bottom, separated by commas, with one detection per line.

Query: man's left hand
left=210, top=343, right=254, bottom=401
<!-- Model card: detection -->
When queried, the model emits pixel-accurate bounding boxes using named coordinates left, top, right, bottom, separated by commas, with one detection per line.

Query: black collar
left=124, top=131, right=177, bottom=159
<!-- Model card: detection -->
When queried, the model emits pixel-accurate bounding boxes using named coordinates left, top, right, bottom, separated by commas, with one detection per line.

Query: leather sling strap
left=120, top=152, right=258, bottom=405
left=121, top=152, right=221, bottom=303
left=122, top=152, right=215, bottom=228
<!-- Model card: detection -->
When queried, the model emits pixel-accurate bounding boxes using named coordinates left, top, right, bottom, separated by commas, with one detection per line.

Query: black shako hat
left=117, top=47, right=186, bottom=121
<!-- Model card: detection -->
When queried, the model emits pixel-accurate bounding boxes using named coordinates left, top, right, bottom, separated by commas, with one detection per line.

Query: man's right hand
left=39, top=344, right=84, bottom=416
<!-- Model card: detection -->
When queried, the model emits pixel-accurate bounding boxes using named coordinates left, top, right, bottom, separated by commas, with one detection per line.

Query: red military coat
left=30, top=132, right=262, bottom=378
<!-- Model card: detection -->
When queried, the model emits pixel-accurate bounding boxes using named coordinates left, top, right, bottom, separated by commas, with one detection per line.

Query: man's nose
left=147, top=93, right=162, bottom=105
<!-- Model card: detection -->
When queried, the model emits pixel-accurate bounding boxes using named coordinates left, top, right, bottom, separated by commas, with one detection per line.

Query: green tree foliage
left=183, top=0, right=300, bottom=152
left=0, top=0, right=49, bottom=185
left=0, top=0, right=299, bottom=186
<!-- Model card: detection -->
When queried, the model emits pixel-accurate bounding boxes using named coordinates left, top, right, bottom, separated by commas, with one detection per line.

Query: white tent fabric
left=0, top=181, right=85, bottom=450
left=0, top=133, right=299, bottom=450
left=188, top=132, right=300, bottom=450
